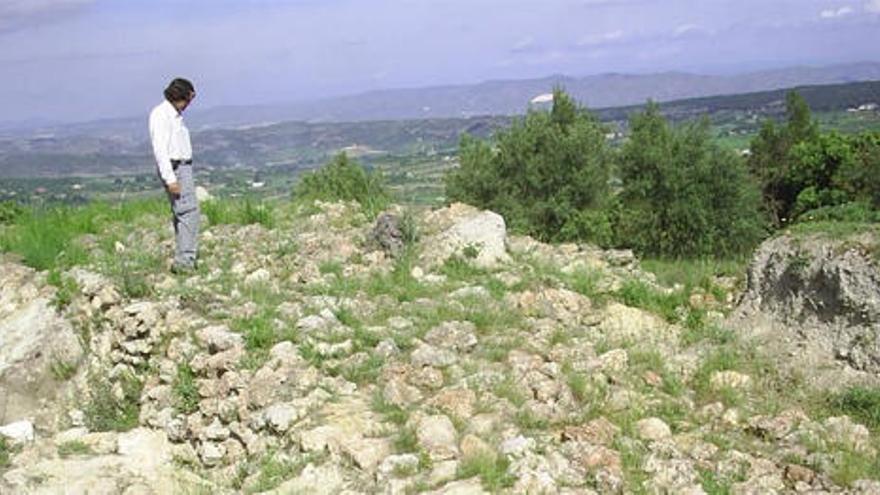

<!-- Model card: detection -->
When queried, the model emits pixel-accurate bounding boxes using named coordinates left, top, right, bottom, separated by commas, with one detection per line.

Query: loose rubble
left=1, top=201, right=879, bottom=494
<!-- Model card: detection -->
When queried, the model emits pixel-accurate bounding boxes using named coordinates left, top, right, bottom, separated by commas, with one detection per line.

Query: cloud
left=0, top=0, right=95, bottom=34
left=866, top=0, right=880, bottom=12
left=820, top=5, right=854, bottom=18
left=576, top=29, right=624, bottom=46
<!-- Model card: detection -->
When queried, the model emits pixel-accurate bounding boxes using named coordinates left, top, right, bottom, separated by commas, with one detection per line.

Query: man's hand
left=166, top=181, right=182, bottom=196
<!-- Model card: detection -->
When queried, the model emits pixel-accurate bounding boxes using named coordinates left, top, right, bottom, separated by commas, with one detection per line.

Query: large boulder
left=733, top=231, right=880, bottom=377
left=0, top=261, right=82, bottom=429
left=420, top=203, right=511, bottom=269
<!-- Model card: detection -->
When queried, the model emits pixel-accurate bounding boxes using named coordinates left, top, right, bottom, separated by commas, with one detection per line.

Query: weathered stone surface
left=636, top=417, right=672, bottom=441
left=420, top=204, right=511, bottom=269
left=411, top=343, right=458, bottom=368
left=417, top=415, right=459, bottom=460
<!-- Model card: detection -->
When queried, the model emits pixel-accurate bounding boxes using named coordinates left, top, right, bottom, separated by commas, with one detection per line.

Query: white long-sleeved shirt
left=148, top=99, right=192, bottom=186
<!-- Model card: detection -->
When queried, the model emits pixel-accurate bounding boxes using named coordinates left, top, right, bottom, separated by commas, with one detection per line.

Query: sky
left=1, top=0, right=879, bottom=123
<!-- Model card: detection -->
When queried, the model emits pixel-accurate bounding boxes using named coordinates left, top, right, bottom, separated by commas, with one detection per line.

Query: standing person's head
left=164, top=78, right=196, bottom=113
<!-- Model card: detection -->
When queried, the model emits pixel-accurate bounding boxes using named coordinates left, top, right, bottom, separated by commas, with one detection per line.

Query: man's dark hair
left=164, top=78, right=195, bottom=102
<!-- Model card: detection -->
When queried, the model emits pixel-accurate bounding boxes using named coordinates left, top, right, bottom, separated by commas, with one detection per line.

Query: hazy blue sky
left=2, top=0, right=879, bottom=123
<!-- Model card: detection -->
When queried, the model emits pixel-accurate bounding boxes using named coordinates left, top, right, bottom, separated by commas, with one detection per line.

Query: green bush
left=294, top=153, right=390, bottom=217
left=445, top=88, right=614, bottom=245
left=748, top=91, right=820, bottom=225
left=0, top=201, right=23, bottom=225
left=617, top=102, right=766, bottom=257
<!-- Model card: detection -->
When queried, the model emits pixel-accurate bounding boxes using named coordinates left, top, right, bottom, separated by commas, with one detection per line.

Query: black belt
left=171, top=159, right=192, bottom=170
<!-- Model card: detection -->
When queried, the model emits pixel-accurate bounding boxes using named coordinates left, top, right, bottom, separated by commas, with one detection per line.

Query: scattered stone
left=198, top=441, right=226, bottom=467
left=460, top=434, right=495, bottom=461
left=424, top=321, right=478, bottom=353
left=710, top=370, right=752, bottom=391
left=371, top=213, right=406, bottom=258
left=0, top=420, right=34, bottom=445
left=196, top=325, right=243, bottom=353
left=411, top=343, right=458, bottom=368
left=636, top=417, right=672, bottom=441
left=417, top=415, right=459, bottom=460
left=342, top=437, right=392, bottom=473
left=427, top=388, right=476, bottom=420
left=378, top=454, right=420, bottom=480
left=264, top=403, right=304, bottom=433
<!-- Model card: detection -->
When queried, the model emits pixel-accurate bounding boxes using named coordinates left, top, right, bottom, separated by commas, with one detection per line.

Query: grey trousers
left=167, top=164, right=200, bottom=268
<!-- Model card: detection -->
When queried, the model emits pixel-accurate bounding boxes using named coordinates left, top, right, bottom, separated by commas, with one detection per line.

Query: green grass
left=57, top=440, right=92, bottom=458
left=50, top=357, right=78, bottom=381
left=829, top=447, right=880, bottom=487
left=371, top=392, right=409, bottom=425
left=365, top=252, right=431, bottom=303
left=827, top=386, right=880, bottom=431
left=245, top=453, right=315, bottom=494
left=691, top=347, right=746, bottom=407
left=393, top=427, right=419, bottom=454
left=173, top=363, right=200, bottom=414
left=514, top=408, right=549, bottom=431
left=339, top=353, right=385, bottom=384
left=0, top=436, right=10, bottom=469
left=83, top=372, right=143, bottom=432
left=202, top=198, right=276, bottom=228
left=456, top=453, right=514, bottom=491
left=47, top=270, right=79, bottom=309
left=787, top=220, right=880, bottom=240
left=698, top=468, right=733, bottom=495
left=616, top=279, right=688, bottom=323
left=0, top=198, right=165, bottom=271
left=640, top=257, right=745, bottom=294
left=492, top=377, right=526, bottom=408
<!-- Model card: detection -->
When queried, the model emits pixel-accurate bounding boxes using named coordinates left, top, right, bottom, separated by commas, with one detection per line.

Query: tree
left=617, top=102, right=766, bottom=257
left=747, top=90, right=819, bottom=225
left=445, top=89, right=614, bottom=245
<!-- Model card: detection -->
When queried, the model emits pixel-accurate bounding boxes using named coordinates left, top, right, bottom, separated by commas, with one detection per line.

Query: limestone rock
left=417, top=415, right=459, bottom=460
left=636, top=417, right=672, bottom=441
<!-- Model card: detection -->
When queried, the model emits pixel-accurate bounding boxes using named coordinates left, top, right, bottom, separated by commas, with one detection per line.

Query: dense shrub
left=294, top=153, right=390, bottom=217
left=0, top=201, right=23, bottom=225
left=617, top=102, right=766, bottom=257
left=445, top=89, right=614, bottom=245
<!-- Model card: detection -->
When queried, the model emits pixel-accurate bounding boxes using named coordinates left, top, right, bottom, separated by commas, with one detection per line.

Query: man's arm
left=148, top=109, right=179, bottom=192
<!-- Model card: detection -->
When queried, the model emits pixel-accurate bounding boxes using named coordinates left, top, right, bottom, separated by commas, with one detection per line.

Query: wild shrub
left=617, top=102, right=766, bottom=257
left=294, top=153, right=390, bottom=217
left=445, top=89, right=614, bottom=245
left=0, top=201, right=23, bottom=225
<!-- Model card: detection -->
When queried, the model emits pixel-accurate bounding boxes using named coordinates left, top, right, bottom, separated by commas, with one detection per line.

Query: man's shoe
left=171, top=263, right=196, bottom=275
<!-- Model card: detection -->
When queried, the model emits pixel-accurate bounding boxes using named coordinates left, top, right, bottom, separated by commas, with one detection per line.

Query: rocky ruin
left=1, top=201, right=879, bottom=494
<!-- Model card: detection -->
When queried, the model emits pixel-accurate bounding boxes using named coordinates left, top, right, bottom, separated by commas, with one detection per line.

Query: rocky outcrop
left=0, top=260, right=82, bottom=429
left=734, top=231, right=880, bottom=375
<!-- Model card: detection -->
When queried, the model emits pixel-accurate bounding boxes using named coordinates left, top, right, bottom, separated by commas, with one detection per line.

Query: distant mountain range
left=2, top=61, right=879, bottom=139
left=184, top=61, right=880, bottom=128
left=1, top=78, right=878, bottom=179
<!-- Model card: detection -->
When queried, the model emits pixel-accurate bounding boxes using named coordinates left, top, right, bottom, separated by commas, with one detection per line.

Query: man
left=149, top=78, right=199, bottom=273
